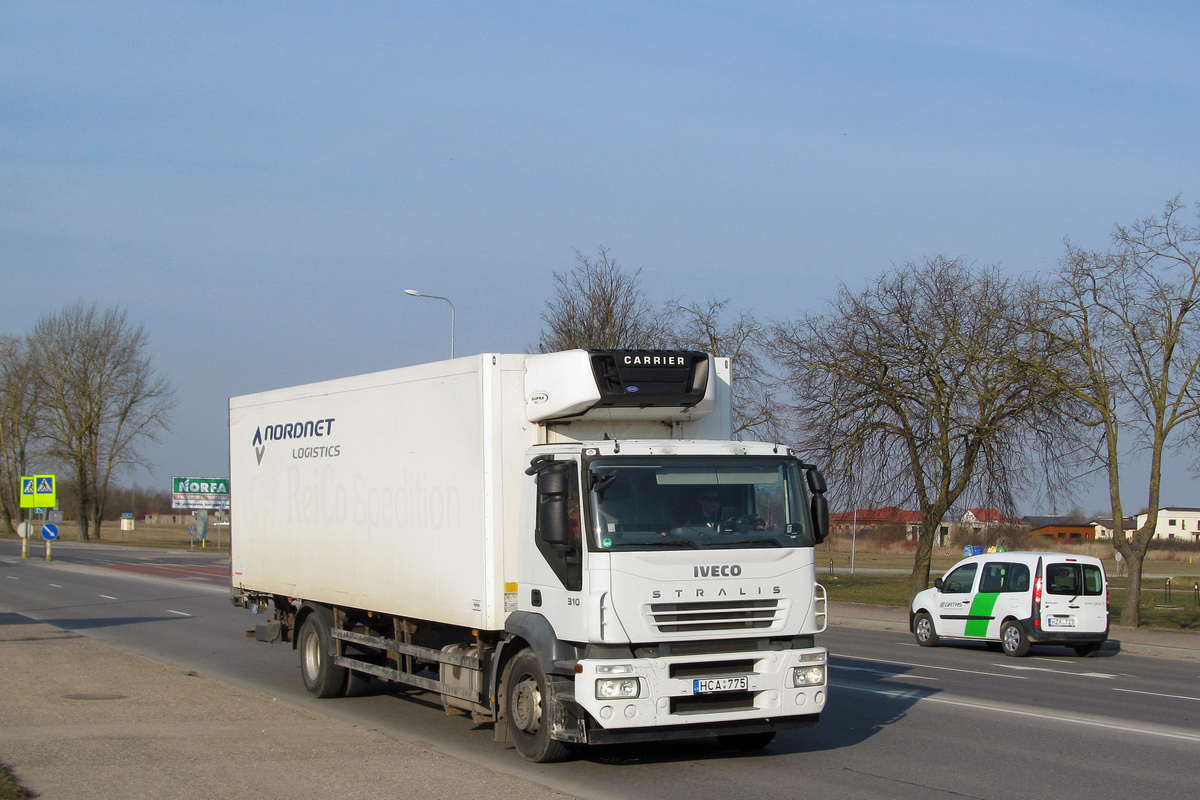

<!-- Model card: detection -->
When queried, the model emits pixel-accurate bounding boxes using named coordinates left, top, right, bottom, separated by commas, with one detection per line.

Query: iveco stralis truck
left=229, top=350, right=830, bottom=762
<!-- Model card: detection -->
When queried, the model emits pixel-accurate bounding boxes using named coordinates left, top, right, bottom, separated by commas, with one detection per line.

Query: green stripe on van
left=965, top=593, right=1000, bottom=637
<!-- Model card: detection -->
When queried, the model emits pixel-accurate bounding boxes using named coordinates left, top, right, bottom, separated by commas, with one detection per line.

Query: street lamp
left=404, top=289, right=456, bottom=359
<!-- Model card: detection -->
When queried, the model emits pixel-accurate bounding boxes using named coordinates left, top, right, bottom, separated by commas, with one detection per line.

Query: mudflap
left=547, top=679, right=588, bottom=744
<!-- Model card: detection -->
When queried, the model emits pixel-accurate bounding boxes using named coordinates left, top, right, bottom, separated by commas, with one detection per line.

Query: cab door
left=933, top=561, right=979, bottom=638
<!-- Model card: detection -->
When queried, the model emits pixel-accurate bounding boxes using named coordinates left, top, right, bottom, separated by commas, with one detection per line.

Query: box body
left=230, top=354, right=535, bottom=630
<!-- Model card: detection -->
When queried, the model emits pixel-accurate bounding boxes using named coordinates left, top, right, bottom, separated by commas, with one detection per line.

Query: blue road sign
left=41, top=523, right=59, bottom=541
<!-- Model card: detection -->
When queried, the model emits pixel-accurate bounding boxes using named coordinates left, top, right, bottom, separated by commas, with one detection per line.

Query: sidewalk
left=0, top=612, right=569, bottom=800
left=829, top=600, right=1200, bottom=661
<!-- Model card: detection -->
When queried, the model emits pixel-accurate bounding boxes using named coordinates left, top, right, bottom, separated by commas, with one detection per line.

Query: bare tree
left=0, top=335, right=43, bottom=533
left=671, top=298, right=784, bottom=441
left=536, top=247, right=676, bottom=352
left=1043, top=196, right=1200, bottom=626
left=28, top=303, right=176, bottom=541
left=772, top=257, right=1081, bottom=598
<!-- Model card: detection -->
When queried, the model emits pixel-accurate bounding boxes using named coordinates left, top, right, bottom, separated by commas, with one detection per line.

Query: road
left=2, top=539, right=1199, bottom=800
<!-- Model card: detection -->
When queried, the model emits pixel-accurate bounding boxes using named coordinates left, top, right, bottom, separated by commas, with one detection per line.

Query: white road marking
left=1114, top=687, right=1200, bottom=703
left=167, top=610, right=191, bottom=617
left=836, top=665, right=937, bottom=681
left=995, top=663, right=1118, bottom=679
left=837, top=655, right=1030, bottom=681
left=48, top=583, right=62, bottom=588
left=99, top=594, right=117, bottom=600
left=833, top=681, right=1200, bottom=743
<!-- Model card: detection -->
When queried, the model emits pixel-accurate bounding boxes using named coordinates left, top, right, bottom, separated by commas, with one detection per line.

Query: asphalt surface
left=2, top=558, right=1198, bottom=799
left=0, top=611, right=570, bottom=800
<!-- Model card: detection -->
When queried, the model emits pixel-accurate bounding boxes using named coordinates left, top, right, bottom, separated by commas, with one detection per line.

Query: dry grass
left=0, top=763, right=33, bottom=800
left=820, top=538, right=1200, bottom=580
left=0, top=522, right=228, bottom=551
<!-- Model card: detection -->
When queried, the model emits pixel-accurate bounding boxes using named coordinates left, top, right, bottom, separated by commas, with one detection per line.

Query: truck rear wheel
left=299, top=611, right=347, bottom=698
left=505, top=649, right=571, bottom=763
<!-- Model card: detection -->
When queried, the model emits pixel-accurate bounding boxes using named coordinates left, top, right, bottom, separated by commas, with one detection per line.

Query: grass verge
left=0, top=764, right=34, bottom=800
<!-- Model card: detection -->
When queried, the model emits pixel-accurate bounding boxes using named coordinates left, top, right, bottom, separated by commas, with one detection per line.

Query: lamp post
left=404, top=289, right=456, bottom=359
left=847, top=468, right=858, bottom=575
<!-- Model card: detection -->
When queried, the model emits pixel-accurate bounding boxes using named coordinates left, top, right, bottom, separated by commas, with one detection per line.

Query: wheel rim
left=510, top=674, right=542, bottom=734
left=1003, top=626, right=1020, bottom=652
left=302, top=628, right=321, bottom=681
left=916, top=618, right=932, bottom=642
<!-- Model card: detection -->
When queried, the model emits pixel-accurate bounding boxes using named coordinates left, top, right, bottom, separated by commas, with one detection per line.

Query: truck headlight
left=791, top=665, right=826, bottom=687
left=596, top=678, right=641, bottom=699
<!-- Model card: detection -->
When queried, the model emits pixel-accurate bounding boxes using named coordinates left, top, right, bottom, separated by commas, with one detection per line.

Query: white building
left=1133, top=508, right=1200, bottom=542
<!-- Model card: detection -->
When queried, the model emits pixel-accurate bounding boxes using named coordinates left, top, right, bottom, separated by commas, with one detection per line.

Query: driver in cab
left=692, top=491, right=724, bottom=531
left=682, top=489, right=768, bottom=534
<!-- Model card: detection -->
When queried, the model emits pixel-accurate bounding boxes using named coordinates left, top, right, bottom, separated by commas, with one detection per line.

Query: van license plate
left=1047, top=617, right=1075, bottom=628
left=694, top=676, right=748, bottom=694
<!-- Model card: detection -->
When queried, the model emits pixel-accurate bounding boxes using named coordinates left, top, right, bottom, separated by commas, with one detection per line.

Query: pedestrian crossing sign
left=19, top=474, right=56, bottom=509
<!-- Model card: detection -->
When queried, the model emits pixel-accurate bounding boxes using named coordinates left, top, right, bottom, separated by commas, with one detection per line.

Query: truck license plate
left=1047, top=616, right=1076, bottom=628
left=693, top=676, right=748, bottom=694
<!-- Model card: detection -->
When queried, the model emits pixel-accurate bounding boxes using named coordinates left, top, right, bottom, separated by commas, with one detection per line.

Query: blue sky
left=3, top=2, right=1198, bottom=515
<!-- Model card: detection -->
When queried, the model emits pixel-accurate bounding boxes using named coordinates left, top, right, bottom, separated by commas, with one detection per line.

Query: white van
left=910, top=552, right=1109, bottom=657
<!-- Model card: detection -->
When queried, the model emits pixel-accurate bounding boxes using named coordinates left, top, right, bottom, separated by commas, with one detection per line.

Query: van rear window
left=1046, top=563, right=1105, bottom=596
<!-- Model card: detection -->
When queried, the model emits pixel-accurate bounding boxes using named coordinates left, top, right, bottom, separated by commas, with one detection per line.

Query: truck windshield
left=587, top=456, right=813, bottom=550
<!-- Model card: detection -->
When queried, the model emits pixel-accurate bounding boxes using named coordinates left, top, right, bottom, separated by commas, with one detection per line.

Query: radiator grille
left=647, top=599, right=781, bottom=633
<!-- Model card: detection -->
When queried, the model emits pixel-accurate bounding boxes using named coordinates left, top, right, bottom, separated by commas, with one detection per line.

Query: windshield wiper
left=600, top=537, right=699, bottom=549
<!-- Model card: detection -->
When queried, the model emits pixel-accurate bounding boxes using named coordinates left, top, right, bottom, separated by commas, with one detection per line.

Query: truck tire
left=505, top=649, right=572, bottom=763
left=1000, top=620, right=1030, bottom=657
left=913, top=612, right=939, bottom=647
left=299, top=611, right=347, bottom=698
left=344, top=669, right=373, bottom=697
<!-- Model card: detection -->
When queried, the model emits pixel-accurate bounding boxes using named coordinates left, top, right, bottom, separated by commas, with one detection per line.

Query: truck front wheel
left=505, top=649, right=572, bottom=763
left=299, top=611, right=347, bottom=698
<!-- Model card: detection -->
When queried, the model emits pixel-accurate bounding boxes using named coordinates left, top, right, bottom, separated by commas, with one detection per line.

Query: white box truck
left=229, top=350, right=830, bottom=761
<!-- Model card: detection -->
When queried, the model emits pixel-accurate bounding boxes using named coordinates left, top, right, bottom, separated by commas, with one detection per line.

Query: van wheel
left=299, top=611, right=348, bottom=697
left=913, top=612, right=939, bottom=647
left=1073, top=641, right=1103, bottom=658
left=505, top=649, right=572, bottom=763
left=1000, top=621, right=1030, bottom=657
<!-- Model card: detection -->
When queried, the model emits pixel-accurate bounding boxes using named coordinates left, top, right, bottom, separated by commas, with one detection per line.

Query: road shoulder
left=0, top=612, right=569, bottom=800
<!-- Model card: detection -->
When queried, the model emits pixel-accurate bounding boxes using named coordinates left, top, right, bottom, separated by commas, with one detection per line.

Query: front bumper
left=572, top=645, right=827, bottom=734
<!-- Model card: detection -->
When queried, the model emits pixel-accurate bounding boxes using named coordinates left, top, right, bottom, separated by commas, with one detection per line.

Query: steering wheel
left=722, top=514, right=768, bottom=532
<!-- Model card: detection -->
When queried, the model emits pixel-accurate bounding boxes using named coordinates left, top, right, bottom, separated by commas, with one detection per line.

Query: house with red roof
left=830, top=506, right=925, bottom=541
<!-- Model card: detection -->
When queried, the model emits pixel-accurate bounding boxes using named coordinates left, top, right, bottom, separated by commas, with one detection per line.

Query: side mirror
left=806, top=468, right=827, bottom=495
left=934, top=577, right=944, bottom=591
left=810, top=494, right=829, bottom=545
left=536, top=464, right=570, bottom=546
left=805, top=468, right=829, bottom=544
